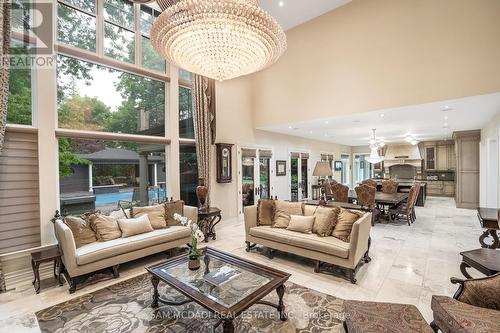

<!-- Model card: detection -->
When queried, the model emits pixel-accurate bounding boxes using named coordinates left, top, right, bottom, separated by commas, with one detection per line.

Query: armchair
left=430, top=273, right=500, bottom=332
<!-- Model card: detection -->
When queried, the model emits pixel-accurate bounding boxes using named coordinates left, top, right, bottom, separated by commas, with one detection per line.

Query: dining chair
left=332, top=183, right=349, bottom=203
left=389, top=184, right=417, bottom=226
left=362, top=179, right=378, bottom=189
left=355, top=184, right=379, bottom=225
left=411, top=182, right=421, bottom=222
left=382, top=179, right=399, bottom=194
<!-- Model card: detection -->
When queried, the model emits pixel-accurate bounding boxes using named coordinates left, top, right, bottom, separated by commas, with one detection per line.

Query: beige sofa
left=244, top=205, right=372, bottom=283
left=54, top=206, right=197, bottom=293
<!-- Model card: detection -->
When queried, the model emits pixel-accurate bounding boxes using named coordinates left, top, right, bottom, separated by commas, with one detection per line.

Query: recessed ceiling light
left=444, top=122, right=449, bottom=127
left=441, top=106, right=453, bottom=112
left=309, top=130, right=313, bottom=134
left=324, top=120, right=329, bottom=125
left=380, top=114, right=385, bottom=118
left=288, top=126, right=292, bottom=129
left=278, top=1, right=284, bottom=7
left=324, top=133, right=328, bottom=137
left=353, top=120, right=361, bottom=123
left=444, top=115, right=449, bottom=120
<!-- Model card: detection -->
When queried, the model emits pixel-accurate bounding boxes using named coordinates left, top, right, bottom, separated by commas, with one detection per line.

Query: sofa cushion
left=344, top=300, right=433, bottom=333
left=89, top=214, right=122, bottom=241
left=332, top=208, right=364, bottom=242
left=131, top=205, right=167, bottom=229
left=165, top=200, right=185, bottom=226
left=257, top=199, right=275, bottom=226
left=286, top=215, right=315, bottom=233
left=118, top=215, right=154, bottom=237
left=76, top=226, right=191, bottom=265
left=63, top=216, right=97, bottom=248
left=249, top=226, right=349, bottom=258
left=313, top=206, right=340, bottom=237
left=431, top=295, right=500, bottom=333
left=272, top=201, right=304, bottom=229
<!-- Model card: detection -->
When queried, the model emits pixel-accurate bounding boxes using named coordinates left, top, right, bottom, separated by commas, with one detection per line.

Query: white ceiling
left=258, top=93, right=500, bottom=146
left=260, top=0, right=351, bottom=31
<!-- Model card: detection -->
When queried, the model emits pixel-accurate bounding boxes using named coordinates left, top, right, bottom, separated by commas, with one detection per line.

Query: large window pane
left=179, top=69, right=192, bottom=82
left=179, top=86, right=195, bottom=139
left=104, top=0, right=134, bottom=30
left=104, top=23, right=135, bottom=63
left=59, top=138, right=167, bottom=215
left=142, top=36, right=165, bottom=73
left=60, top=0, right=96, bottom=13
left=57, top=55, right=166, bottom=136
left=58, top=3, right=97, bottom=52
left=180, top=143, right=198, bottom=207
left=12, top=0, right=32, bottom=33
left=7, top=40, right=32, bottom=125
left=140, top=5, right=153, bottom=36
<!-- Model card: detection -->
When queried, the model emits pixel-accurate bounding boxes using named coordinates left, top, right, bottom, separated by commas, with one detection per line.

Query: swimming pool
left=95, top=189, right=167, bottom=206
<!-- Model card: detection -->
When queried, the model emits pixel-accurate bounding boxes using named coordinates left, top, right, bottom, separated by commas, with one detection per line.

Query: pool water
left=95, top=189, right=167, bottom=206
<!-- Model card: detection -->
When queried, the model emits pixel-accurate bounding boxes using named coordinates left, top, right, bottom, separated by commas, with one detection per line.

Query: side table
left=477, top=207, right=499, bottom=249
left=459, top=248, right=500, bottom=279
left=31, top=247, right=64, bottom=294
left=197, top=207, right=222, bottom=242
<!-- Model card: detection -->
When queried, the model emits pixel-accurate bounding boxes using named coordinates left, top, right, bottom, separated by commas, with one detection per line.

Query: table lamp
left=313, top=161, right=333, bottom=205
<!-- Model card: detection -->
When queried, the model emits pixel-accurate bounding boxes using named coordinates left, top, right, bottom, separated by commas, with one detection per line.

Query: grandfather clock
left=216, top=143, right=234, bottom=183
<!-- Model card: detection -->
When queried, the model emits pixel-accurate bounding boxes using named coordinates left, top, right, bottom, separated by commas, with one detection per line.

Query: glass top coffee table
left=146, top=247, right=290, bottom=333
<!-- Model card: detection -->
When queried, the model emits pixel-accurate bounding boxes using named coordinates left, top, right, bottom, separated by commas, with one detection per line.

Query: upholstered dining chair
left=355, top=184, right=379, bottom=225
left=331, top=183, right=349, bottom=203
left=362, top=179, right=378, bottom=189
left=381, top=179, right=399, bottom=194
left=322, top=181, right=333, bottom=201
left=389, top=184, right=417, bottom=226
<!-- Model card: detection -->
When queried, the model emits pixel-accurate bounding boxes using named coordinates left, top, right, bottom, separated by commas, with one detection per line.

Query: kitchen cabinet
left=425, top=146, right=436, bottom=170
left=426, top=180, right=455, bottom=197
left=423, top=141, right=455, bottom=171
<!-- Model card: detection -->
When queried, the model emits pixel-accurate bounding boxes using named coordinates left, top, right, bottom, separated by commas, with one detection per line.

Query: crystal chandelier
left=366, top=129, right=384, bottom=164
left=150, top=0, right=287, bottom=81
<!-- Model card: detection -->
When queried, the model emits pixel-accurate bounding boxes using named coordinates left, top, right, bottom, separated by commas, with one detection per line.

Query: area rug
left=36, top=273, right=346, bottom=333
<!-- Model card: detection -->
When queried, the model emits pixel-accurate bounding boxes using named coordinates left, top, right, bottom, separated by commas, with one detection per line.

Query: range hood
left=383, top=144, right=422, bottom=168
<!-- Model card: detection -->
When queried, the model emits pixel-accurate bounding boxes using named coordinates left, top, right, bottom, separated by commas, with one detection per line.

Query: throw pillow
left=313, top=206, right=340, bottom=237
left=89, top=214, right=122, bottom=241
left=272, top=201, right=304, bottom=228
left=257, top=199, right=275, bottom=226
left=131, top=205, right=167, bottom=229
left=118, top=215, right=154, bottom=237
left=165, top=200, right=185, bottom=226
left=332, top=209, right=365, bottom=242
left=63, top=216, right=97, bottom=248
left=286, top=215, right=315, bottom=233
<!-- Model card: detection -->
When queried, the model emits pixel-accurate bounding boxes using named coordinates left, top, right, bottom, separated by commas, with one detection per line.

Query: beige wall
left=252, top=0, right=500, bottom=127
left=211, top=77, right=351, bottom=218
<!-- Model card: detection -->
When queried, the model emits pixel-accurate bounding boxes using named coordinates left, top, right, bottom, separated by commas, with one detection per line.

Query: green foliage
left=59, top=95, right=112, bottom=131
left=58, top=138, right=90, bottom=177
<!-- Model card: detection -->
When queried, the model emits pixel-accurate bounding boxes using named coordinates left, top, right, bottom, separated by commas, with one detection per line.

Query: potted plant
left=173, top=213, right=205, bottom=270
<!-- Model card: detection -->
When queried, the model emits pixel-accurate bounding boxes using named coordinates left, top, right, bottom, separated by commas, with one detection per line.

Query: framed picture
left=334, top=161, right=343, bottom=171
left=276, top=160, right=286, bottom=176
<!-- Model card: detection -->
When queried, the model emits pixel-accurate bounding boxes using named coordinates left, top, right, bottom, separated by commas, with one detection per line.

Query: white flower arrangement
left=173, top=213, right=204, bottom=259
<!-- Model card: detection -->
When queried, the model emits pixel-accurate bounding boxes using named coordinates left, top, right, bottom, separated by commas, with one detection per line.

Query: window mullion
left=135, top=3, right=141, bottom=67
left=96, top=0, right=104, bottom=57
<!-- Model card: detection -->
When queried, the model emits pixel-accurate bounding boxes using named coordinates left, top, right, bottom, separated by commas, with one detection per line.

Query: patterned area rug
left=36, top=273, right=346, bottom=333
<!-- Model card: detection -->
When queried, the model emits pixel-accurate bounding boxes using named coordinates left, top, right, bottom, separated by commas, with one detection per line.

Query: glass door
left=241, top=149, right=256, bottom=209
left=340, top=154, right=351, bottom=187
left=354, top=154, right=373, bottom=184
left=240, top=148, right=273, bottom=215
left=290, top=152, right=309, bottom=201
left=301, top=158, right=308, bottom=199
left=290, top=157, right=299, bottom=201
left=259, top=156, right=271, bottom=199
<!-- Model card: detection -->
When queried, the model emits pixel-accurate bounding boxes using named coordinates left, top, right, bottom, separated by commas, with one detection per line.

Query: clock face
left=222, top=148, right=229, bottom=157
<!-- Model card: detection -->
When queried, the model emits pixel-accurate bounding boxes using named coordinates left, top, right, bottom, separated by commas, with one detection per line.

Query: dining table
left=348, top=190, right=408, bottom=206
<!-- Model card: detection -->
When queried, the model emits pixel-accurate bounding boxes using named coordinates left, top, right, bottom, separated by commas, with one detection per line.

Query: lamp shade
left=313, top=161, right=333, bottom=177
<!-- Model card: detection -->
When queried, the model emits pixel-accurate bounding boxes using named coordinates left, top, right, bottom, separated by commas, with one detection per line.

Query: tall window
left=55, top=0, right=170, bottom=213
left=7, top=39, right=33, bottom=125
left=354, top=154, right=373, bottom=184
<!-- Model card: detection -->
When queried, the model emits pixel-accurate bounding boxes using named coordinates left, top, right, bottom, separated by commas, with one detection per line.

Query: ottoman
left=343, top=300, right=433, bottom=333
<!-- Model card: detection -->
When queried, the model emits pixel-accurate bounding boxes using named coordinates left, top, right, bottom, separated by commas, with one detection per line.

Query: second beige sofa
left=244, top=204, right=372, bottom=283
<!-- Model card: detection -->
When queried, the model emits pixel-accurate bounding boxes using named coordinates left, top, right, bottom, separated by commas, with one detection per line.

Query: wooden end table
left=31, top=247, right=64, bottom=294
left=146, top=248, right=290, bottom=333
left=198, top=207, right=222, bottom=242
left=459, top=248, right=500, bottom=279
left=477, top=207, right=500, bottom=249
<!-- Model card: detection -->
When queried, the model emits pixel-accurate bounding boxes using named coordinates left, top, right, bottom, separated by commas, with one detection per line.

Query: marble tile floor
left=0, top=197, right=486, bottom=332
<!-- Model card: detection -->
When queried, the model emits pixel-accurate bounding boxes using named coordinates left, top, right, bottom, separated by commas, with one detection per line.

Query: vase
left=188, top=258, right=200, bottom=271
left=196, top=177, right=209, bottom=208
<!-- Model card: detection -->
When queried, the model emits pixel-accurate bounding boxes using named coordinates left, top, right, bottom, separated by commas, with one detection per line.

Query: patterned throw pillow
left=63, top=216, right=97, bottom=248
left=331, top=209, right=365, bottom=242
left=89, top=214, right=122, bottom=241
left=164, top=200, right=185, bottom=226
left=272, top=201, right=304, bottom=229
left=131, top=205, right=167, bottom=229
left=257, top=199, right=275, bottom=226
left=313, top=206, right=340, bottom=237
left=286, top=215, right=315, bottom=233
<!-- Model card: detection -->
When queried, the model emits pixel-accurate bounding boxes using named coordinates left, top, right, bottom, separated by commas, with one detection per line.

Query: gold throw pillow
left=272, top=201, right=304, bottom=228
left=90, top=214, right=122, bottom=241
left=286, top=215, right=315, bottom=233
left=313, top=206, right=340, bottom=237
left=331, top=209, right=364, bottom=242
left=257, top=199, right=275, bottom=226
left=63, top=216, right=97, bottom=248
left=118, top=215, right=154, bottom=237
left=132, top=205, right=167, bottom=229
left=164, top=200, right=185, bottom=226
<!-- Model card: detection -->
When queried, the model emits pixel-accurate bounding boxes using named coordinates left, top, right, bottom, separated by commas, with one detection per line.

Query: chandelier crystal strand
left=151, top=0, right=287, bottom=81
